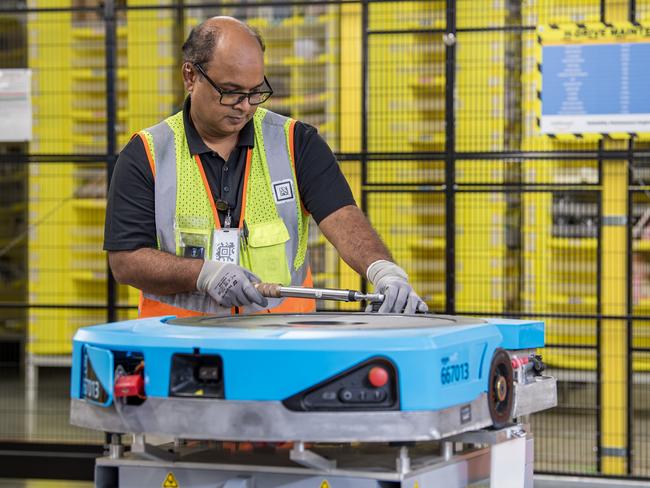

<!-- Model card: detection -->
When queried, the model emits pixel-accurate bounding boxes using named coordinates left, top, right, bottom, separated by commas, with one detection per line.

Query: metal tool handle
left=255, top=283, right=428, bottom=313
left=254, top=283, right=385, bottom=303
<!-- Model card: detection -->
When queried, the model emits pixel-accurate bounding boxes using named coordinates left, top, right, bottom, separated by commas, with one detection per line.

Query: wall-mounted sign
left=537, top=23, right=650, bottom=139
left=0, top=69, right=31, bottom=142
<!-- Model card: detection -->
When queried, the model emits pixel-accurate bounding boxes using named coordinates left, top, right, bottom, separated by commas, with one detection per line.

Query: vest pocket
left=175, top=227, right=212, bottom=260
left=243, top=219, right=291, bottom=285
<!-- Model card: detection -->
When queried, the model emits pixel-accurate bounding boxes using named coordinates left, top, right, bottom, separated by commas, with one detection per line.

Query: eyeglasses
left=193, top=63, right=273, bottom=106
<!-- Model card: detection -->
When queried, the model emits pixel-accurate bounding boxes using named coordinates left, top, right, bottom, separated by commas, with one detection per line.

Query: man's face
left=186, top=44, right=265, bottom=139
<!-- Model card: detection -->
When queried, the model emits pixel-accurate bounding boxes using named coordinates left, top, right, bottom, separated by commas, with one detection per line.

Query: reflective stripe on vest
left=139, top=108, right=312, bottom=316
left=259, top=109, right=305, bottom=283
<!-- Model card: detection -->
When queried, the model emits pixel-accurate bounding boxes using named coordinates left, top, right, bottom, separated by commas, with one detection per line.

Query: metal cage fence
left=0, top=0, right=649, bottom=481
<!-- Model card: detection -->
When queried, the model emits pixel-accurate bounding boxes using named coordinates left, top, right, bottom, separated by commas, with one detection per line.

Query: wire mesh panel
left=632, top=348, right=650, bottom=477
left=365, top=0, right=635, bottom=479
left=366, top=189, right=447, bottom=310
left=631, top=187, right=650, bottom=477
left=367, top=2, right=445, bottom=154
left=23, top=6, right=110, bottom=443
left=533, top=240, right=601, bottom=475
left=182, top=2, right=342, bottom=149
left=455, top=30, right=507, bottom=154
left=631, top=182, right=650, bottom=315
left=532, top=354, right=599, bottom=473
left=0, top=4, right=30, bottom=446
left=0, top=162, right=26, bottom=344
left=1, top=0, right=351, bottom=448
left=2, top=0, right=650, bottom=481
left=454, top=189, right=509, bottom=314
left=0, top=2, right=116, bottom=445
left=125, top=0, right=183, bottom=135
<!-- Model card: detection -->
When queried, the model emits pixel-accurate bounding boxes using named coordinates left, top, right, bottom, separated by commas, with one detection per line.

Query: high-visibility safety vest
left=136, top=108, right=314, bottom=318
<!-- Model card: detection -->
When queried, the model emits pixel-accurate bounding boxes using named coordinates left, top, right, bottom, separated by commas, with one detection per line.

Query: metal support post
left=289, top=441, right=337, bottom=471
left=109, top=433, right=124, bottom=460
left=396, top=446, right=410, bottom=474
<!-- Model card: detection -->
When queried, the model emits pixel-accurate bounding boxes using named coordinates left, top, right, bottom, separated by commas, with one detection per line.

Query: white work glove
left=366, top=260, right=428, bottom=314
left=196, top=260, right=268, bottom=308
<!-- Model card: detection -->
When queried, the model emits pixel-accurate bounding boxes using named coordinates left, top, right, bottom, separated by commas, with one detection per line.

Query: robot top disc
left=168, top=313, right=486, bottom=331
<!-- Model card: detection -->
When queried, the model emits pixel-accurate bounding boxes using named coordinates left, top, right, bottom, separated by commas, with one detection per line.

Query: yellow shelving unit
left=122, top=0, right=179, bottom=319
left=27, top=2, right=138, bottom=356
left=28, top=2, right=77, bottom=355
left=455, top=2, right=510, bottom=312
left=520, top=0, right=630, bottom=475
left=248, top=12, right=339, bottom=147
left=363, top=1, right=446, bottom=311
left=247, top=9, right=344, bottom=308
left=520, top=0, right=602, bottom=368
left=126, top=0, right=178, bottom=136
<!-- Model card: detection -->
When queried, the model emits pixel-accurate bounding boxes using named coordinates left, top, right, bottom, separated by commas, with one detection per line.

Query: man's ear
left=182, top=62, right=195, bottom=93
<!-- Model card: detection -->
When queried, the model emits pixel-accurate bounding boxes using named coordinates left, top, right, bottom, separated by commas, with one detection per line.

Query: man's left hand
left=366, top=260, right=428, bottom=314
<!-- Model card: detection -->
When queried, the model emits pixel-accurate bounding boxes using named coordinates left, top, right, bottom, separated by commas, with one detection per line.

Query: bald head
left=182, top=16, right=265, bottom=67
left=181, top=16, right=268, bottom=140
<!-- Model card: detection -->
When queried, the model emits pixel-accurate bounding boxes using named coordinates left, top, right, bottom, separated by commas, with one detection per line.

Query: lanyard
left=193, top=148, right=252, bottom=230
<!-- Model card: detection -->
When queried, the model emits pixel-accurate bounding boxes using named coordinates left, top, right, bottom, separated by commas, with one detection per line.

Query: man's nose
left=233, top=96, right=251, bottom=110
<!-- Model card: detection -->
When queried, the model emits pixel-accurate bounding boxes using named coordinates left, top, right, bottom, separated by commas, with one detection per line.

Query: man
left=104, top=16, right=427, bottom=317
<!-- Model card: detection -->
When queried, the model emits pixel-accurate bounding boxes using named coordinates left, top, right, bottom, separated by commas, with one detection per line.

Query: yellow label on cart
left=162, top=472, right=179, bottom=488
left=414, top=482, right=420, bottom=488
left=320, top=481, right=331, bottom=488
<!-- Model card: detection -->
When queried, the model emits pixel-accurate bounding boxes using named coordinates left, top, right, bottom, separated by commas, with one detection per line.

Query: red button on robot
left=368, top=366, right=389, bottom=388
left=114, top=374, right=144, bottom=398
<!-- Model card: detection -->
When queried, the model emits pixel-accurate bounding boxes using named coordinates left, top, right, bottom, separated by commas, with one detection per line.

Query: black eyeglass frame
left=193, top=63, right=273, bottom=106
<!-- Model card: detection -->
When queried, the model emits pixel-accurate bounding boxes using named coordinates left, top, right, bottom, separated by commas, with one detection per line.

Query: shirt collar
left=182, top=96, right=255, bottom=155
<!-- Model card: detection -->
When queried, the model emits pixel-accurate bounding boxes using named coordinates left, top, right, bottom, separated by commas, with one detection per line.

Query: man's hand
left=196, top=261, right=268, bottom=308
left=366, top=260, right=428, bottom=314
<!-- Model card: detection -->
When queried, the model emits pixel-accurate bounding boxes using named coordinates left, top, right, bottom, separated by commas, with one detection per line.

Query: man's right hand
left=196, top=261, right=268, bottom=308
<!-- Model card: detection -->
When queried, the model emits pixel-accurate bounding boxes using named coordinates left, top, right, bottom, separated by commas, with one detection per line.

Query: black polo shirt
left=104, top=98, right=355, bottom=251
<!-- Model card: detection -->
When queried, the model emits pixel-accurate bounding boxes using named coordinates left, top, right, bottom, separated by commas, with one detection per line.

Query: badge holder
left=212, top=204, right=240, bottom=264
left=212, top=228, right=240, bottom=264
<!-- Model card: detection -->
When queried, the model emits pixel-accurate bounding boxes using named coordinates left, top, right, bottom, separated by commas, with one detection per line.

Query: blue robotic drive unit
left=70, top=313, right=556, bottom=443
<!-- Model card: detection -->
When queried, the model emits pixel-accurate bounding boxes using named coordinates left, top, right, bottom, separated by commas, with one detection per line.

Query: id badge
left=212, top=228, right=240, bottom=264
